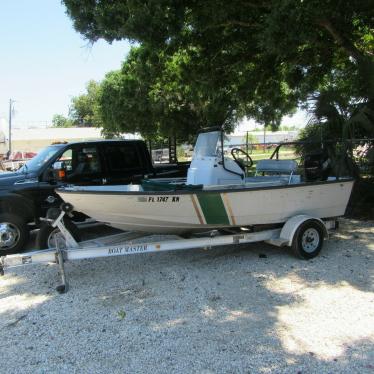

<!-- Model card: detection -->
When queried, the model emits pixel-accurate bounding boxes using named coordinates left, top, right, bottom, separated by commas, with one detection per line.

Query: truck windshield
left=19, top=145, right=62, bottom=173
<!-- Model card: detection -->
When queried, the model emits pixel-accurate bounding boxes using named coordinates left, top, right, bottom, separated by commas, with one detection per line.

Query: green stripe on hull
left=196, top=193, right=230, bottom=225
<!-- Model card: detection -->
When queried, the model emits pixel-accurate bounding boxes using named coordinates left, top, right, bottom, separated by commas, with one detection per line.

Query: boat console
left=187, top=130, right=244, bottom=186
left=187, top=129, right=300, bottom=188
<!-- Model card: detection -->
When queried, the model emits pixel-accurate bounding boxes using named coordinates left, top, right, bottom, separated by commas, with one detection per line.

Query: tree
left=98, top=45, right=246, bottom=140
left=63, top=1, right=373, bottom=136
left=69, top=80, right=102, bottom=127
left=52, top=81, right=102, bottom=129
left=52, top=114, right=72, bottom=128
left=98, top=48, right=162, bottom=139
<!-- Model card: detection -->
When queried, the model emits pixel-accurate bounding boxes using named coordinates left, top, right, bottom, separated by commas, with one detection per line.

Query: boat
left=56, top=129, right=354, bottom=234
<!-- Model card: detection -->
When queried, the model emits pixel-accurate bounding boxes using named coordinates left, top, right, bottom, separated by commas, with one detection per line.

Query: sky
left=0, top=0, right=308, bottom=131
left=0, top=0, right=131, bottom=128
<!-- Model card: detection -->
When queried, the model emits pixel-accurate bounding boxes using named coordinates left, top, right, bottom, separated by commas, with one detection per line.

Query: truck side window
left=104, top=144, right=142, bottom=172
left=57, top=149, right=73, bottom=173
left=56, top=146, right=101, bottom=179
left=74, top=147, right=101, bottom=175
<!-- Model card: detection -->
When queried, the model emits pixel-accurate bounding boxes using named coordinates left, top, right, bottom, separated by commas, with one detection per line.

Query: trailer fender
left=280, top=215, right=328, bottom=247
left=265, top=215, right=328, bottom=247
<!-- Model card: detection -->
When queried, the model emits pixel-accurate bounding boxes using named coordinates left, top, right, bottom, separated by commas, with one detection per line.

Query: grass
left=117, top=309, right=127, bottom=320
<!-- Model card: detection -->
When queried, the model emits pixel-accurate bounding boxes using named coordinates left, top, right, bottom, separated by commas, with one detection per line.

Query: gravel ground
left=0, top=218, right=373, bottom=373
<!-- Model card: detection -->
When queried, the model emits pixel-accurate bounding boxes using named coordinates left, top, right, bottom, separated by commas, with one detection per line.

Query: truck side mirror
left=51, top=161, right=67, bottom=182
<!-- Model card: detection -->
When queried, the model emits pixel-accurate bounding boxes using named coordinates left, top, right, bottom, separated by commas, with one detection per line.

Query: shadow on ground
left=0, top=219, right=373, bottom=373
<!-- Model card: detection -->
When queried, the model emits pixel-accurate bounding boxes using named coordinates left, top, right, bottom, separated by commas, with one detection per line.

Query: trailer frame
left=0, top=212, right=337, bottom=293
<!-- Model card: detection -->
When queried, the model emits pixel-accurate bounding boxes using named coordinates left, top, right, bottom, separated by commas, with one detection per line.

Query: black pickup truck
left=0, top=139, right=188, bottom=254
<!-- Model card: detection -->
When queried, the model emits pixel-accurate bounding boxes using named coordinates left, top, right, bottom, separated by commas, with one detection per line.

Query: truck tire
left=0, top=213, right=30, bottom=255
left=36, top=218, right=81, bottom=250
left=292, top=220, right=324, bottom=259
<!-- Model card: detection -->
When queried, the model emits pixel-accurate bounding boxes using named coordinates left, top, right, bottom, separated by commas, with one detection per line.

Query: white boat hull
left=57, top=180, right=354, bottom=234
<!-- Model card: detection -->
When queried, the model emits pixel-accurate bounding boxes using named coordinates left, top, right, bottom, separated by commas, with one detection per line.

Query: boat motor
left=304, top=151, right=331, bottom=181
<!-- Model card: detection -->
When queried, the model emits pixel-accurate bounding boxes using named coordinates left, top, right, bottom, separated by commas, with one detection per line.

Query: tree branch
left=317, top=18, right=365, bottom=62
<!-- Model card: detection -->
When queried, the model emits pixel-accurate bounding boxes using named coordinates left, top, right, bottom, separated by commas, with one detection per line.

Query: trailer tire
left=292, top=220, right=324, bottom=259
left=36, top=218, right=81, bottom=250
left=0, top=213, right=30, bottom=255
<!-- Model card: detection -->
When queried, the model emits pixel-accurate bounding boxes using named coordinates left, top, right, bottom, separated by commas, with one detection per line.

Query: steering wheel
left=230, top=148, right=253, bottom=171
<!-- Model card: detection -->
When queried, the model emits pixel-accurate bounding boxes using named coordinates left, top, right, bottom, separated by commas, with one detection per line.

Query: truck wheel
left=0, top=213, right=30, bottom=255
left=292, top=220, right=324, bottom=259
left=36, top=218, right=81, bottom=249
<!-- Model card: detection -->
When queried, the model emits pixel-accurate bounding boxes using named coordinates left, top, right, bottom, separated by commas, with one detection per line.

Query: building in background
left=10, top=127, right=103, bottom=153
left=0, top=127, right=140, bottom=156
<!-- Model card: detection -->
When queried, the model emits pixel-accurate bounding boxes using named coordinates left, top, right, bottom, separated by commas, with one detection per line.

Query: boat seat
left=203, top=159, right=300, bottom=190
left=255, top=159, right=298, bottom=184
left=256, top=159, right=298, bottom=174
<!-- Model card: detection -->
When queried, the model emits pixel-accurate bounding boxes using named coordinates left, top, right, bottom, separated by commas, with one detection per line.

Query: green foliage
left=98, top=50, right=163, bottom=139
left=52, top=81, right=103, bottom=130
left=98, top=45, right=243, bottom=139
left=69, top=80, right=102, bottom=127
left=116, top=309, right=126, bottom=321
left=63, top=0, right=374, bottom=138
left=52, top=114, right=72, bottom=128
left=296, top=89, right=374, bottom=178
left=279, top=125, right=299, bottom=131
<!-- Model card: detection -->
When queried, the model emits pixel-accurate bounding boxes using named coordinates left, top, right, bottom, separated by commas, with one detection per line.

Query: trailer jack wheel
left=36, top=218, right=81, bottom=250
left=292, top=220, right=324, bottom=260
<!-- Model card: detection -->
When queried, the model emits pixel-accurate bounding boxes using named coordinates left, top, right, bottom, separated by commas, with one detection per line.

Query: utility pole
left=8, top=99, right=14, bottom=157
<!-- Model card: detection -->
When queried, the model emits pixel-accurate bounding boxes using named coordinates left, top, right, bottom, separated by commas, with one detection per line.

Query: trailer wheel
left=0, top=213, right=29, bottom=255
left=292, top=220, right=324, bottom=259
left=36, top=218, right=81, bottom=250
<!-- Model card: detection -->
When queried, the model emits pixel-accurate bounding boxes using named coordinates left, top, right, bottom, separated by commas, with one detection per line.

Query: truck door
left=62, top=145, right=103, bottom=185
left=38, top=144, right=104, bottom=216
left=102, top=143, right=148, bottom=185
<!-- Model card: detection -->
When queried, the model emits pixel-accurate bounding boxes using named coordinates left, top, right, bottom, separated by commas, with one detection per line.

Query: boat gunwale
left=57, top=178, right=355, bottom=196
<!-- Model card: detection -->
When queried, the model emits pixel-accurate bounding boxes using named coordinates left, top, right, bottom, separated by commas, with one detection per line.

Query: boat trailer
left=0, top=210, right=337, bottom=293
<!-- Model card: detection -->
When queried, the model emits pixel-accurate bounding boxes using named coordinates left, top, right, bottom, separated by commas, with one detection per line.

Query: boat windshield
left=19, top=145, right=62, bottom=173
left=193, top=131, right=221, bottom=158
